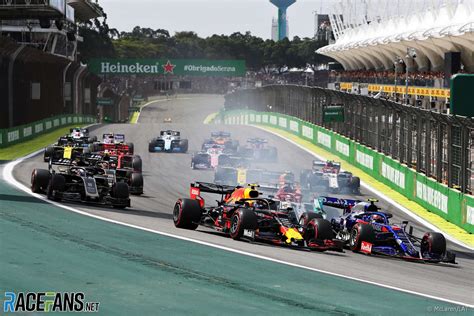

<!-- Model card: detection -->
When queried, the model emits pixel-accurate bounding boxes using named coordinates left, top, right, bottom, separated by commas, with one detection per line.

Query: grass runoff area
left=0, top=125, right=86, bottom=161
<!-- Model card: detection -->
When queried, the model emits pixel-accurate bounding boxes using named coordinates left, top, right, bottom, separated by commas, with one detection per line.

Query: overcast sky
left=99, top=0, right=330, bottom=39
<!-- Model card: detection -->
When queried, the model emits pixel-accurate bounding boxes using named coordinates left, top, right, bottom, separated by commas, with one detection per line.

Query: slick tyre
left=299, top=211, right=323, bottom=227
left=173, top=198, right=202, bottom=230
left=113, top=182, right=129, bottom=199
left=129, top=173, right=144, bottom=195
left=229, top=208, right=258, bottom=240
left=47, top=174, right=66, bottom=201
left=349, top=223, right=375, bottom=252
left=132, top=156, right=142, bottom=172
left=421, top=232, right=446, bottom=256
left=126, top=142, right=134, bottom=154
left=305, top=218, right=334, bottom=241
left=31, top=169, right=50, bottom=193
left=44, top=146, right=54, bottom=162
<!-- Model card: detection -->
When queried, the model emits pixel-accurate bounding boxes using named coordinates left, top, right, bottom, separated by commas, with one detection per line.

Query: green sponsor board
left=323, top=105, right=344, bottom=123
left=88, top=59, right=246, bottom=77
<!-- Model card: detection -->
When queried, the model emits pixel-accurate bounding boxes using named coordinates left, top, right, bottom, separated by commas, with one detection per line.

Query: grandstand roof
left=317, top=0, right=474, bottom=72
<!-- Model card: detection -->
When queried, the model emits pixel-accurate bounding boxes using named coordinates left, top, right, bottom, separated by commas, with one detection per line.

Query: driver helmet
left=370, top=214, right=384, bottom=224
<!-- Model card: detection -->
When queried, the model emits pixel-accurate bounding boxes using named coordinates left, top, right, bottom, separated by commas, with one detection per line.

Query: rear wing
left=318, top=196, right=360, bottom=208
left=190, top=182, right=236, bottom=196
left=48, top=147, right=84, bottom=166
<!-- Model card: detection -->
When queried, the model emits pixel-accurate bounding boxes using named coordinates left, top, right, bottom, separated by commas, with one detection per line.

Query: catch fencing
left=225, top=85, right=473, bottom=195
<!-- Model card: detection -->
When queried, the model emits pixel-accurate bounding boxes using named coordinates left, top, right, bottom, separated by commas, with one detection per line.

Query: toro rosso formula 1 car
left=149, top=130, right=188, bottom=153
left=173, top=182, right=343, bottom=252
left=318, top=197, right=456, bottom=263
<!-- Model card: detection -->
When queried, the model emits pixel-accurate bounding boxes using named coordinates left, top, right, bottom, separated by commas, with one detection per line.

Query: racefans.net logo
left=3, top=292, right=100, bottom=313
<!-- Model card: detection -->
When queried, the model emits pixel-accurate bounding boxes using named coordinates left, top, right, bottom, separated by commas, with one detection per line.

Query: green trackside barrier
left=0, top=115, right=97, bottom=149
left=219, top=109, right=473, bottom=233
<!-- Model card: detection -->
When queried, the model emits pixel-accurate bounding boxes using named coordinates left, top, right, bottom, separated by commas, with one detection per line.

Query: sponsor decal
left=278, top=117, right=287, bottom=128
left=289, top=120, right=299, bottom=132
left=269, top=116, right=277, bottom=125
left=243, top=229, right=255, bottom=238
left=360, top=241, right=372, bottom=254
left=90, top=59, right=245, bottom=76
left=7, top=130, right=19, bottom=143
left=23, top=127, right=32, bottom=137
left=190, top=187, right=200, bottom=198
left=53, top=119, right=60, bottom=127
left=255, top=115, right=261, bottom=123
left=249, top=114, right=255, bottom=122
left=356, top=150, right=374, bottom=170
left=302, top=126, right=313, bottom=140
left=317, top=131, right=331, bottom=148
left=335, top=140, right=349, bottom=157
left=3, top=291, right=99, bottom=313
left=45, top=121, right=52, bottom=130
left=416, top=181, right=448, bottom=214
left=381, top=162, right=406, bottom=189
left=162, top=60, right=176, bottom=74
left=61, top=118, right=66, bottom=125
left=262, top=115, right=269, bottom=123
left=34, top=123, right=43, bottom=134
left=467, top=206, right=474, bottom=225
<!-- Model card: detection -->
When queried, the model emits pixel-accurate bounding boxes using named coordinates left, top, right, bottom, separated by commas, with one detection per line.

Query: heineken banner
left=88, top=59, right=246, bottom=77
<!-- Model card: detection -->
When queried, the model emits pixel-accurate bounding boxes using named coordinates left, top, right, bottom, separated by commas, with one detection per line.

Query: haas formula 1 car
left=149, top=130, right=188, bottom=153
left=173, top=182, right=343, bottom=252
left=318, top=197, right=456, bottom=263
left=31, top=148, right=131, bottom=209
left=300, top=160, right=360, bottom=194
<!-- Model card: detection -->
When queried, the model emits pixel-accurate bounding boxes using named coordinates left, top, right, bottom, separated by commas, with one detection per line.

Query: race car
left=190, top=145, right=225, bottom=169
left=163, top=117, right=172, bottom=123
left=173, top=182, right=343, bottom=252
left=201, top=131, right=239, bottom=152
left=44, top=144, right=89, bottom=162
left=274, top=182, right=302, bottom=203
left=31, top=148, right=130, bottom=208
left=148, top=130, right=188, bottom=153
left=69, top=127, right=97, bottom=143
left=319, top=197, right=456, bottom=263
left=85, top=153, right=144, bottom=195
left=89, top=134, right=134, bottom=155
left=238, top=138, right=278, bottom=162
left=214, top=167, right=294, bottom=188
left=300, top=160, right=360, bottom=194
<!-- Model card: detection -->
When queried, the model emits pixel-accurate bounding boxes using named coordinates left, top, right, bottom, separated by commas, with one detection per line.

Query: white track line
left=251, top=125, right=474, bottom=251
left=136, top=97, right=194, bottom=122
left=2, top=151, right=473, bottom=308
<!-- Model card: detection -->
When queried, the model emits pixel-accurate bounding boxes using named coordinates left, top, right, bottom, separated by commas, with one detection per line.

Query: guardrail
left=0, top=114, right=96, bottom=148
left=217, top=109, right=474, bottom=234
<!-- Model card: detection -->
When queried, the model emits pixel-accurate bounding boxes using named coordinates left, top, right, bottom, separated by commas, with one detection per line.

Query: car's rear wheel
left=126, top=142, right=134, bottom=154
left=43, top=146, right=54, bottom=162
left=47, top=174, right=66, bottom=201
left=180, top=139, right=188, bottom=153
left=148, top=141, right=156, bottom=152
left=421, top=232, right=446, bottom=256
left=129, top=173, right=144, bottom=195
left=173, top=198, right=202, bottom=230
left=229, top=209, right=258, bottom=240
left=31, top=169, right=50, bottom=193
left=349, top=223, right=375, bottom=251
left=132, top=156, right=142, bottom=172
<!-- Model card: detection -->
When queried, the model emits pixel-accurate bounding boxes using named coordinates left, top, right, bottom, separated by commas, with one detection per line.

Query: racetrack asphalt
left=11, top=95, right=474, bottom=306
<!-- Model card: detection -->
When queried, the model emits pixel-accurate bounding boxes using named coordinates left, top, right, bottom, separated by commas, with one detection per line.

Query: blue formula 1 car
left=318, top=197, right=456, bottom=264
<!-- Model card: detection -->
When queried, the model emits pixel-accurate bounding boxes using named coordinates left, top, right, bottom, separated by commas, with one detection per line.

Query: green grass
left=0, top=125, right=88, bottom=161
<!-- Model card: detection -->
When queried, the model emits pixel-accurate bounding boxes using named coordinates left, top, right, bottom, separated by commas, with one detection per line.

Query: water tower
left=270, top=0, right=296, bottom=40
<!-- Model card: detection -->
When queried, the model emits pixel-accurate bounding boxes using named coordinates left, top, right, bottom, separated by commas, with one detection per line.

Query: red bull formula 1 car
left=173, top=182, right=343, bottom=252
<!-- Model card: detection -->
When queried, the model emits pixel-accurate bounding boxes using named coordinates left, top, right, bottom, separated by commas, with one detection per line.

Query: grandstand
left=316, top=0, right=473, bottom=110
left=0, top=1, right=103, bottom=128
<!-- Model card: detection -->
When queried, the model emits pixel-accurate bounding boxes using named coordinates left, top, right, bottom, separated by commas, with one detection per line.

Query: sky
left=99, top=0, right=330, bottom=39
